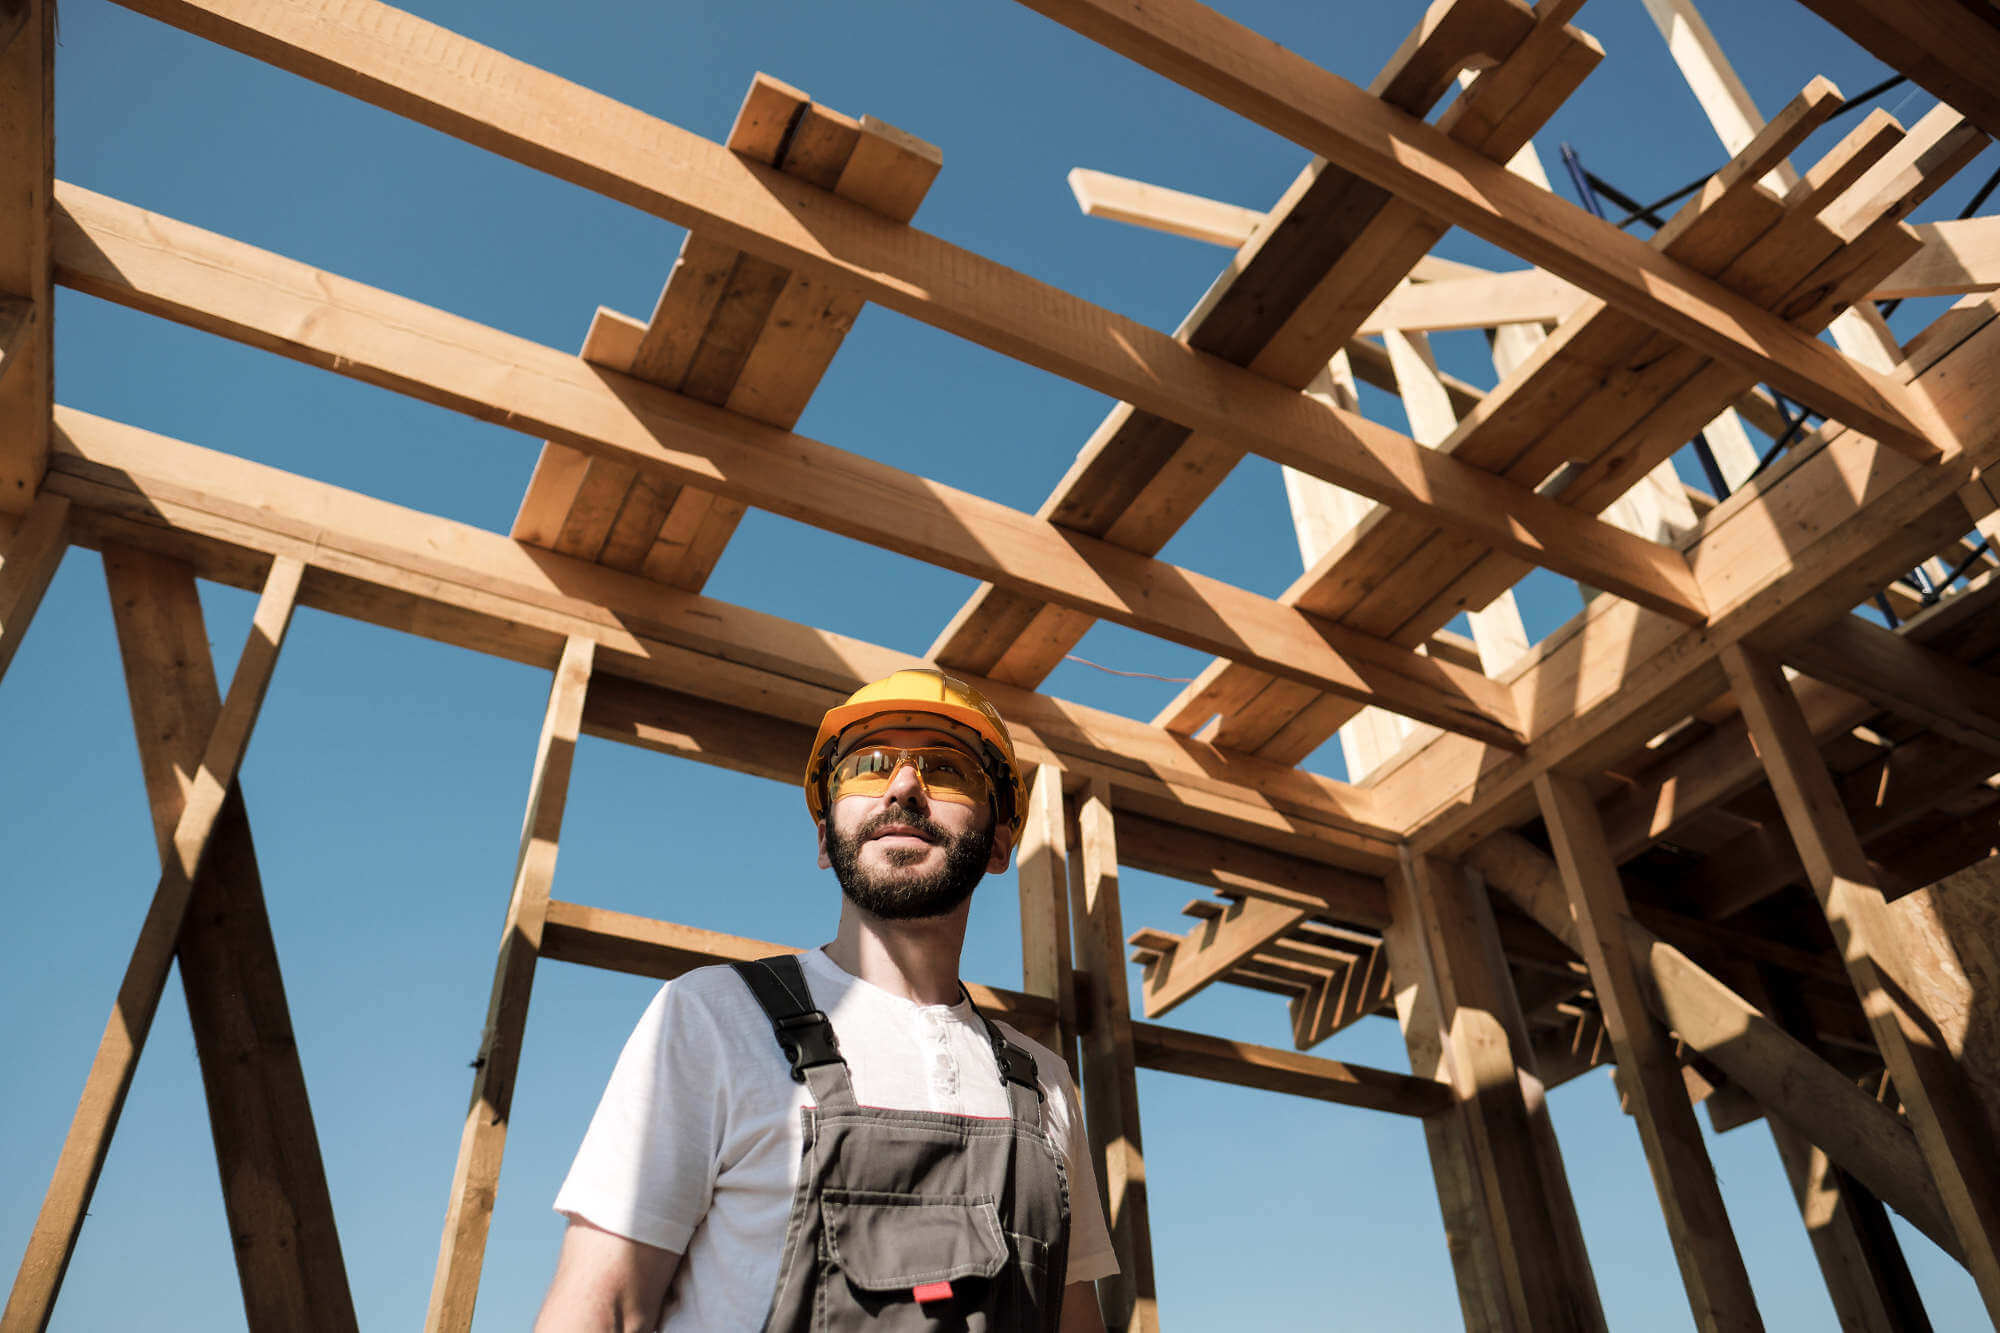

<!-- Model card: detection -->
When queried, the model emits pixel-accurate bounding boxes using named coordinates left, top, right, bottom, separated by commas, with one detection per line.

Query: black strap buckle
left=773, top=1010, right=843, bottom=1084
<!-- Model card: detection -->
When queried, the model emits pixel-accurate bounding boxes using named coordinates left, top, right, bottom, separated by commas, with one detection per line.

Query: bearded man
left=536, top=669, right=1117, bottom=1332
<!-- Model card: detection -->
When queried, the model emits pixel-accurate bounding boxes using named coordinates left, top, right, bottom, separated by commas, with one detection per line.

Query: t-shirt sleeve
left=1048, top=1068, right=1120, bottom=1284
left=553, top=981, right=726, bottom=1253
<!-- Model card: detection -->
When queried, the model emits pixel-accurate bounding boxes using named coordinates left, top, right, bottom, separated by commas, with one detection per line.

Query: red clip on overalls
left=731, top=956, right=1073, bottom=1331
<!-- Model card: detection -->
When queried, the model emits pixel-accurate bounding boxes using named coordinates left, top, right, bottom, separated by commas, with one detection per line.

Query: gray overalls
left=731, top=956, right=1072, bottom=1332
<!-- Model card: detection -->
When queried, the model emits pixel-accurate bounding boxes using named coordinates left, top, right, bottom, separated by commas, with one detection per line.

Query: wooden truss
left=6, top=0, right=2000, bottom=1328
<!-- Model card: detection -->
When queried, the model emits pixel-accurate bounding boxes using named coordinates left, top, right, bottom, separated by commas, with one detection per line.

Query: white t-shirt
left=555, top=948, right=1119, bottom=1329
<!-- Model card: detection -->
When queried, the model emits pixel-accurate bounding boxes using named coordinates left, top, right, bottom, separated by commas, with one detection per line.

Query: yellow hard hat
left=804, top=668, right=1026, bottom=836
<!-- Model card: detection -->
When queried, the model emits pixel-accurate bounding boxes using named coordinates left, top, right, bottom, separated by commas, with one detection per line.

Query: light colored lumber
left=1388, top=297, right=2000, bottom=859
left=1874, top=218, right=2000, bottom=299
left=0, top=0, right=49, bottom=514
left=44, top=407, right=1400, bottom=870
left=1128, top=1021, right=1447, bottom=1115
left=1357, top=269, right=1584, bottom=336
left=1289, top=942, right=1394, bottom=1050
left=1783, top=612, right=2000, bottom=756
left=1395, top=853, right=1606, bottom=1332
left=932, top=3, right=1608, bottom=687
left=426, top=636, right=594, bottom=1333
left=1534, top=772, right=1763, bottom=1332
left=1068, top=782, right=1158, bottom=1333
left=1723, top=643, right=2000, bottom=1318
left=87, top=3, right=1704, bottom=621
left=50, top=185, right=1547, bottom=747
left=102, top=546, right=355, bottom=1333
left=1013, top=0, right=1950, bottom=462
left=3, top=555, right=301, bottom=1333
left=1139, top=894, right=1308, bottom=1018
left=0, top=488, right=64, bottom=683
left=1067, top=166, right=1265, bottom=247
left=1017, top=764, right=1080, bottom=1073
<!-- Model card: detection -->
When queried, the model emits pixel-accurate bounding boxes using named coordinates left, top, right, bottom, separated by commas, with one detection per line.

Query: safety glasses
left=826, top=744, right=992, bottom=808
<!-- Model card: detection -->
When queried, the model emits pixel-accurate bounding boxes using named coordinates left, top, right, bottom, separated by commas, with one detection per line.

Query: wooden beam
left=1128, top=1021, right=1447, bottom=1116
left=1066, top=166, right=1265, bottom=247
left=1068, top=782, right=1158, bottom=1333
left=426, top=636, right=594, bottom=1333
left=0, top=488, right=64, bottom=683
left=1723, top=642, right=2000, bottom=1318
left=1381, top=865, right=1512, bottom=1332
left=85, top=5, right=1709, bottom=624
left=55, top=188, right=1554, bottom=748
left=1357, top=269, right=1584, bottom=336
left=102, top=546, right=355, bottom=1333
left=0, top=0, right=49, bottom=513
left=56, top=182, right=1707, bottom=638
left=1395, top=853, right=1606, bottom=1332
left=1534, top=772, right=1764, bottom=1332
left=1874, top=219, right=2000, bottom=299
left=1784, top=612, right=2000, bottom=756
left=1013, top=0, right=1950, bottom=462
left=1788, top=0, right=2000, bottom=141
left=3, top=555, right=301, bottom=1333
left=1738, top=966, right=1933, bottom=1333
left=45, top=407, right=1399, bottom=867
left=1388, top=296, right=2000, bottom=860
left=1289, top=941, right=1393, bottom=1050
left=1138, top=894, right=1308, bottom=1018
left=1018, top=764, right=1080, bottom=1073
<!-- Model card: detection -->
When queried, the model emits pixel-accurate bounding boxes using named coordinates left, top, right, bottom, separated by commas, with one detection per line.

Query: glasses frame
left=824, top=743, right=996, bottom=809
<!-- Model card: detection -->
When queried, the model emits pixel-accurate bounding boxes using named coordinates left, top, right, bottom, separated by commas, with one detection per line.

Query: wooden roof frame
left=7, top=0, right=2000, bottom=1329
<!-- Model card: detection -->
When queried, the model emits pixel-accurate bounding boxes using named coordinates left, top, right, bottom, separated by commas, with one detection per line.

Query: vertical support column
left=103, top=547, right=356, bottom=1333
left=0, top=489, right=63, bottom=683
left=1534, top=771, right=1764, bottom=1333
left=1067, top=779, right=1158, bottom=1333
left=426, top=635, right=595, bottom=1333
left=1395, top=852, right=1605, bottom=1332
left=1737, top=966, right=1931, bottom=1333
left=1724, top=643, right=2000, bottom=1320
left=1381, top=870, right=1510, bottom=1333
left=0, top=0, right=50, bottom=514
left=1017, top=763, right=1079, bottom=1073
left=4, top=555, right=304, bottom=1333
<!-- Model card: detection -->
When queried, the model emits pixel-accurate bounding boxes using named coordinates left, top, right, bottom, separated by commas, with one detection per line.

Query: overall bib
left=732, top=956, right=1072, bottom=1332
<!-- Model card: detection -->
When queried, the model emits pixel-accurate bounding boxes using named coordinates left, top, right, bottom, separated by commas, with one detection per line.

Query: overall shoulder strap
left=961, top=987, right=1045, bottom=1125
left=731, top=954, right=854, bottom=1108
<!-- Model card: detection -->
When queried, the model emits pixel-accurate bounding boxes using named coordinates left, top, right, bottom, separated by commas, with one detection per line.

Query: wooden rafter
left=1157, top=84, right=1963, bottom=762
left=42, top=407, right=1399, bottom=870
left=933, top=0, right=1609, bottom=688
left=0, top=0, right=49, bottom=514
left=97, top=0, right=1702, bottom=624
left=0, top=489, right=65, bottom=683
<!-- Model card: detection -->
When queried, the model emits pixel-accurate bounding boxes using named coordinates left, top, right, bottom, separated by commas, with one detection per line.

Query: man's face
left=817, top=721, right=1014, bottom=921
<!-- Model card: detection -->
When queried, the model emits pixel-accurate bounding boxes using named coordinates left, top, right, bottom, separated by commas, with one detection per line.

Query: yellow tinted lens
left=828, top=746, right=988, bottom=807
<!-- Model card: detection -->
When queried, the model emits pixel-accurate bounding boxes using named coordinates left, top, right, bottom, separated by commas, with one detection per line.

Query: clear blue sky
left=4, top=0, right=1991, bottom=1327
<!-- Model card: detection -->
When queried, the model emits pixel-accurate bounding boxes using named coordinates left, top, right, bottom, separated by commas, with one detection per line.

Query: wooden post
left=102, top=546, right=356, bottom=1333
left=1068, top=780, right=1158, bottom=1333
left=425, top=635, right=595, bottom=1333
left=1394, top=852, right=1605, bottom=1332
left=4, top=555, right=303, bottom=1333
left=1381, top=880, right=1510, bottom=1333
left=0, top=489, right=63, bottom=683
left=1534, top=771, right=1764, bottom=1333
left=1724, top=643, right=2000, bottom=1320
left=0, top=0, right=49, bottom=513
left=1017, top=763, right=1079, bottom=1073
left=1739, top=966, right=1931, bottom=1333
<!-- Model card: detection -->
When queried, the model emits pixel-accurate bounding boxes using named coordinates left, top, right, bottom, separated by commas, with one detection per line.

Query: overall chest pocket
left=819, top=1191, right=1012, bottom=1330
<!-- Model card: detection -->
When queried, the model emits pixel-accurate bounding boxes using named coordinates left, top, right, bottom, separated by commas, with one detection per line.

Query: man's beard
left=825, top=807, right=995, bottom=921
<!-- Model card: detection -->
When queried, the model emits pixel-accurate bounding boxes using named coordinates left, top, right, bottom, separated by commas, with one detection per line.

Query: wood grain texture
left=102, top=546, right=356, bottom=1333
